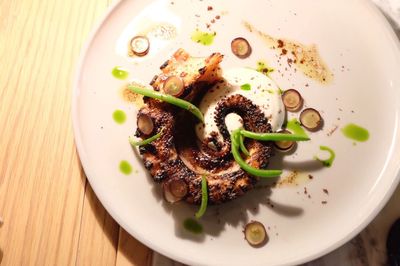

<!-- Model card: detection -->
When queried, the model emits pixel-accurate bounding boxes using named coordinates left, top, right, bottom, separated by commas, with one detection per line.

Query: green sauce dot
left=286, top=118, right=309, bottom=138
left=183, top=218, right=203, bottom=234
left=256, top=61, right=274, bottom=76
left=119, top=160, right=132, bottom=175
left=240, top=83, right=251, bottom=91
left=112, top=66, right=129, bottom=80
left=191, top=30, right=215, bottom=46
left=341, top=123, right=369, bottom=142
left=113, top=110, right=126, bottom=124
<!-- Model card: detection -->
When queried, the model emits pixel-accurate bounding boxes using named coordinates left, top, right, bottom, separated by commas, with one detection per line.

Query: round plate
left=72, top=0, right=400, bottom=265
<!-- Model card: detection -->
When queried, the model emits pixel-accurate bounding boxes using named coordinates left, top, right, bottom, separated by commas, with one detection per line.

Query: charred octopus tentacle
left=137, top=49, right=274, bottom=204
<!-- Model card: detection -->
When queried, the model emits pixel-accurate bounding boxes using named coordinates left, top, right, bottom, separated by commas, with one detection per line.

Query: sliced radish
left=163, top=182, right=178, bottom=203
left=169, top=179, right=188, bottom=199
left=231, top=37, right=252, bottom=59
left=137, top=113, right=154, bottom=135
left=244, top=221, right=268, bottom=247
left=282, top=89, right=303, bottom=112
left=163, top=179, right=188, bottom=203
left=300, top=108, right=323, bottom=131
left=274, top=129, right=295, bottom=152
left=163, top=76, right=184, bottom=96
left=130, top=36, right=150, bottom=56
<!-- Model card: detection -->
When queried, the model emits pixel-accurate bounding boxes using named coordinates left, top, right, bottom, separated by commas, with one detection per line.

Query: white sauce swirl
left=196, top=68, right=285, bottom=141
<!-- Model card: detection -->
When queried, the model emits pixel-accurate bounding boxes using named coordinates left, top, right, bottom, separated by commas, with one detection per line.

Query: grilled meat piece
left=136, top=49, right=273, bottom=204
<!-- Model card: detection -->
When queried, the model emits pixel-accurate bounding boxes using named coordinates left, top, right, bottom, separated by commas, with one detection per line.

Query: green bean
left=240, top=129, right=310, bottom=141
left=239, top=133, right=250, bottom=156
left=128, top=86, right=204, bottom=122
left=129, top=128, right=163, bottom=146
left=195, top=175, right=208, bottom=219
left=231, top=130, right=282, bottom=178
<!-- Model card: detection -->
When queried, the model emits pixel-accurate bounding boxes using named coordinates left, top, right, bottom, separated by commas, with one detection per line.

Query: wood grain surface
left=0, top=0, right=151, bottom=265
left=0, top=0, right=399, bottom=265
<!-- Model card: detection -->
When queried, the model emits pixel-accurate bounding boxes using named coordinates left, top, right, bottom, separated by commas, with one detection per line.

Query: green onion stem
left=241, top=130, right=310, bottom=141
left=231, top=130, right=282, bottom=178
left=129, top=128, right=164, bottom=146
left=128, top=85, right=204, bottom=122
left=195, top=175, right=208, bottom=219
left=239, top=133, right=250, bottom=156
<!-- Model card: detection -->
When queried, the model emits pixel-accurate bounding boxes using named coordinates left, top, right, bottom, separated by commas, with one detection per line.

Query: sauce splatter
left=121, top=82, right=145, bottom=108
left=112, top=66, right=129, bottom=80
left=256, top=61, right=274, bottom=76
left=341, top=123, right=369, bottom=142
left=113, top=110, right=127, bottom=124
left=314, top=146, right=335, bottom=167
left=119, top=160, right=132, bottom=175
left=191, top=29, right=216, bottom=46
left=286, top=118, right=309, bottom=138
left=147, top=23, right=177, bottom=40
left=244, top=21, right=333, bottom=84
left=183, top=218, right=203, bottom=234
left=275, top=171, right=312, bottom=187
left=127, top=23, right=177, bottom=57
left=240, top=83, right=251, bottom=91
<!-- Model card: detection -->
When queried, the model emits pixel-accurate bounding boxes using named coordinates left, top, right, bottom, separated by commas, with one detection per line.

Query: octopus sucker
left=136, top=49, right=275, bottom=204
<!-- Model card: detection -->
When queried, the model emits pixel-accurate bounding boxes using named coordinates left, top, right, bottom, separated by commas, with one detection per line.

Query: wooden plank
left=76, top=184, right=120, bottom=266
left=115, top=228, right=153, bottom=266
left=0, top=0, right=111, bottom=265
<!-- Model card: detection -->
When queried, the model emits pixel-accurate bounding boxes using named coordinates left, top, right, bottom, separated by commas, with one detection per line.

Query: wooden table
left=0, top=0, right=399, bottom=265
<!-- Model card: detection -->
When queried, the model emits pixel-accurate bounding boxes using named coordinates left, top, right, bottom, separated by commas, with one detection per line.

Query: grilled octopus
left=135, top=49, right=274, bottom=205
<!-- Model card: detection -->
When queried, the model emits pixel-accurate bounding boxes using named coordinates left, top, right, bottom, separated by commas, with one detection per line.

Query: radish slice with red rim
left=300, top=108, right=323, bottom=131
left=130, top=36, right=150, bottom=56
left=244, top=221, right=268, bottom=247
left=163, top=182, right=179, bottom=203
left=163, top=76, right=184, bottom=96
left=169, top=179, right=188, bottom=199
left=137, top=113, right=154, bottom=135
left=274, top=129, right=295, bottom=152
left=231, top=37, right=252, bottom=59
left=282, top=89, right=303, bottom=112
left=163, top=179, right=188, bottom=203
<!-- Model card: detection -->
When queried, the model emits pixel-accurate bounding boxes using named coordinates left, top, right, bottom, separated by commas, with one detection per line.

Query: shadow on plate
left=132, top=144, right=326, bottom=243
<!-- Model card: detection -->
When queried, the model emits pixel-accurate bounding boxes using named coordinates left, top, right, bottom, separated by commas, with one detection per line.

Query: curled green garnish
left=195, top=175, right=208, bottom=219
left=314, top=145, right=335, bottom=167
left=239, top=133, right=250, bottom=156
left=241, top=129, right=310, bottom=141
left=231, top=130, right=282, bottom=178
left=128, top=86, right=204, bottom=122
left=129, top=128, right=164, bottom=146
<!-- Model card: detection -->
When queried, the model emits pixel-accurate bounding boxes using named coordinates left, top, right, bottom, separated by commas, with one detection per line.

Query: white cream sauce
left=196, top=68, right=285, bottom=141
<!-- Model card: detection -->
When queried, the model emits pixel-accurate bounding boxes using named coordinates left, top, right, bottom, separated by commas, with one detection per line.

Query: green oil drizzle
left=256, top=61, right=274, bottom=76
left=112, top=66, right=129, bottom=80
left=191, top=30, right=216, bottom=46
left=119, top=160, right=132, bottom=175
left=183, top=218, right=203, bottom=234
left=314, top=146, right=335, bottom=167
left=112, top=110, right=126, bottom=124
left=286, top=118, right=309, bottom=138
left=341, top=123, right=369, bottom=142
left=240, top=83, right=251, bottom=91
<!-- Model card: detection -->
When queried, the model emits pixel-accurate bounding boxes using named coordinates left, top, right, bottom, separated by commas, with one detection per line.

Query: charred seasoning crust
left=136, top=49, right=274, bottom=205
left=214, top=94, right=272, bottom=139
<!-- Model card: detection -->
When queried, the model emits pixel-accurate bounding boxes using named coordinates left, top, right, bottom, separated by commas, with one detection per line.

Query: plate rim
left=72, top=0, right=400, bottom=265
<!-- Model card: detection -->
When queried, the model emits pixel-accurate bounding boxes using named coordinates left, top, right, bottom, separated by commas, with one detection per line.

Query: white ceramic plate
left=72, top=0, right=400, bottom=265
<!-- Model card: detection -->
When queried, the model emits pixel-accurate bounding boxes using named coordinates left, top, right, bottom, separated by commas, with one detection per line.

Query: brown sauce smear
left=243, top=21, right=333, bottom=84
